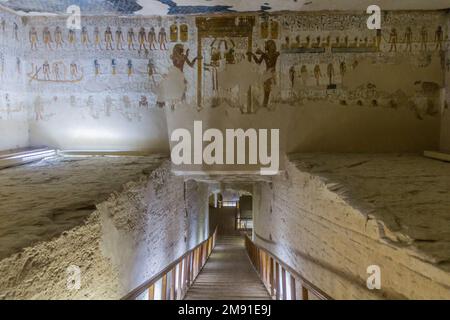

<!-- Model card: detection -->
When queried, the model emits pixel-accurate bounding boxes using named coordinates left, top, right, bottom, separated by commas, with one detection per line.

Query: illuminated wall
left=0, top=9, right=448, bottom=155
left=0, top=7, right=28, bottom=150
left=23, top=15, right=170, bottom=152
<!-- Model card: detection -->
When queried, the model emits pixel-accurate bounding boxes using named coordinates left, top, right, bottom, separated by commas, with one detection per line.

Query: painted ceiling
left=0, top=0, right=449, bottom=15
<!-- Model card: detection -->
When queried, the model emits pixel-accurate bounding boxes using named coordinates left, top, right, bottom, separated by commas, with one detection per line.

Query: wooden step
left=0, top=147, right=56, bottom=170
left=184, top=236, right=271, bottom=300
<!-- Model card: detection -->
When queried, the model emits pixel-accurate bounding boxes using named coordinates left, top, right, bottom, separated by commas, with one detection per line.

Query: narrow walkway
left=184, top=235, right=271, bottom=300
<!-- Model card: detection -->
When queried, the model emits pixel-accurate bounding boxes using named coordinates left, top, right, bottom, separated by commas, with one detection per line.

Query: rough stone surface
left=0, top=157, right=210, bottom=299
left=0, top=155, right=165, bottom=259
left=253, top=154, right=450, bottom=299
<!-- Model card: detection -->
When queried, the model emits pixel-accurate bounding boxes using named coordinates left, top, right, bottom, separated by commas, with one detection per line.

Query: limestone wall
left=252, top=157, right=450, bottom=300
left=0, top=7, right=28, bottom=150
left=3, top=10, right=447, bottom=155
left=0, top=161, right=209, bottom=299
left=22, top=15, right=170, bottom=152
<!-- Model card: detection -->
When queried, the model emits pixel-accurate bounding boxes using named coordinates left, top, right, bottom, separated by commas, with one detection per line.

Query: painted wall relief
left=26, top=23, right=185, bottom=55
left=195, top=16, right=256, bottom=112
left=10, top=11, right=450, bottom=124
left=273, top=13, right=448, bottom=118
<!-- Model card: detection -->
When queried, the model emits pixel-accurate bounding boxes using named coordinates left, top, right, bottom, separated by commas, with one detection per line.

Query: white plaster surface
left=253, top=154, right=450, bottom=299
left=0, top=7, right=28, bottom=150
left=0, top=155, right=165, bottom=259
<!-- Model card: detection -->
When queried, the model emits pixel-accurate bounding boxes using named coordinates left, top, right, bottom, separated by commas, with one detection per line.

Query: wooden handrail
left=122, top=227, right=218, bottom=300
left=245, top=235, right=332, bottom=300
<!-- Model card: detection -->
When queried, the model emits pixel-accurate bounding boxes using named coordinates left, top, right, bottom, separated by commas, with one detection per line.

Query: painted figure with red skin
left=248, top=40, right=280, bottom=108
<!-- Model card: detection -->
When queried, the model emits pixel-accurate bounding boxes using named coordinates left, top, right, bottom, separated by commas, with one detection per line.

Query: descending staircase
left=184, top=236, right=271, bottom=300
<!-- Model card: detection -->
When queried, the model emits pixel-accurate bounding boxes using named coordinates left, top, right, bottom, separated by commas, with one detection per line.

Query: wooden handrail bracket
left=122, top=226, right=218, bottom=300
left=245, top=235, right=332, bottom=300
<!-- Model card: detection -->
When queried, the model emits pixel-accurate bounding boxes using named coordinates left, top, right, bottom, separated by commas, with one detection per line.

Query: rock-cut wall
left=252, top=155, right=450, bottom=300
left=0, top=161, right=209, bottom=299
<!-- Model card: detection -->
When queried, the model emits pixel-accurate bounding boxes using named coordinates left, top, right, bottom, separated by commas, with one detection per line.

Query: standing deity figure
left=158, top=27, right=168, bottom=50
left=313, top=64, right=322, bottom=86
left=156, top=44, right=199, bottom=107
left=225, top=40, right=236, bottom=65
left=171, top=45, right=198, bottom=72
left=248, top=40, right=280, bottom=109
left=94, top=59, right=100, bottom=76
left=404, top=27, right=413, bottom=52
left=435, top=26, right=444, bottom=51
left=339, top=61, right=346, bottom=85
left=127, top=28, right=136, bottom=50
left=305, top=36, right=311, bottom=48
left=68, top=29, right=76, bottom=47
left=289, top=65, right=296, bottom=89
left=323, top=36, right=331, bottom=48
left=171, top=44, right=199, bottom=101
left=94, top=27, right=102, bottom=49
left=1, top=19, right=5, bottom=33
left=105, top=27, right=114, bottom=50
left=343, top=36, right=349, bottom=47
left=282, top=36, right=290, bottom=49
left=315, top=36, right=321, bottom=48
left=420, top=26, right=428, bottom=51
left=293, top=35, right=301, bottom=48
left=42, top=61, right=51, bottom=80
left=138, top=27, right=147, bottom=51
left=70, top=62, right=78, bottom=79
left=29, top=27, right=38, bottom=50
left=389, top=28, right=398, bottom=52
left=300, top=65, right=308, bottom=86
left=147, top=59, right=156, bottom=79
left=43, top=27, right=52, bottom=50
left=148, top=27, right=157, bottom=50
left=81, top=26, right=90, bottom=48
left=363, top=37, right=369, bottom=47
left=111, top=59, right=117, bottom=75
left=375, top=30, right=382, bottom=51
left=206, top=39, right=221, bottom=92
left=115, top=27, right=124, bottom=50
left=55, top=26, right=64, bottom=49
left=13, top=22, right=18, bottom=41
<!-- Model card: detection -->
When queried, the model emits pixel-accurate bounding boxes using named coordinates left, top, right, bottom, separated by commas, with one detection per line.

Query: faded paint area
left=0, top=10, right=446, bottom=154
left=0, top=7, right=28, bottom=150
left=0, top=158, right=210, bottom=299
left=3, top=0, right=450, bottom=16
left=441, top=15, right=450, bottom=152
